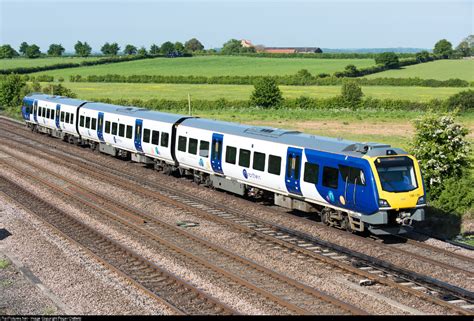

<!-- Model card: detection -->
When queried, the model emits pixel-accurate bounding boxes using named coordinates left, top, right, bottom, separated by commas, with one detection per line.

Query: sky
left=0, top=0, right=472, bottom=51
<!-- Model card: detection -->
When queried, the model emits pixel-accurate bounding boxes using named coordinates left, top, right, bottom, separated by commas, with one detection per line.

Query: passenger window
left=112, top=122, right=118, bottom=135
left=51, top=110, right=55, bottom=119
left=239, top=149, right=251, bottom=168
left=225, top=146, right=237, bottom=164
left=38, top=107, right=42, bottom=117
left=188, top=138, right=198, bottom=155
left=118, top=124, right=125, bottom=137
left=339, top=165, right=366, bottom=186
left=268, top=155, right=281, bottom=175
left=126, top=125, right=133, bottom=139
left=151, top=130, right=160, bottom=145
left=304, top=162, right=319, bottom=184
left=161, top=132, right=169, bottom=147
left=323, top=167, right=339, bottom=189
left=199, top=140, right=209, bottom=158
left=178, top=136, right=187, bottom=152
left=65, top=113, right=70, bottom=124
left=253, top=152, right=265, bottom=171
left=91, top=118, right=97, bottom=130
left=80, top=115, right=85, bottom=127
left=105, top=121, right=111, bottom=134
left=70, top=114, right=74, bottom=124
left=60, top=111, right=65, bottom=122
left=85, top=117, right=91, bottom=128
left=46, top=109, right=51, bottom=119
left=143, top=128, right=150, bottom=143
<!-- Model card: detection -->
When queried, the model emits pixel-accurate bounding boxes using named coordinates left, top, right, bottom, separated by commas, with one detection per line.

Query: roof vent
left=244, top=127, right=300, bottom=138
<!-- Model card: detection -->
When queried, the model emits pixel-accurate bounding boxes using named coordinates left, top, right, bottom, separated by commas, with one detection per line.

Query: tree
left=344, top=64, right=359, bottom=77
left=250, top=77, right=283, bottom=108
left=0, top=74, right=27, bottom=108
left=415, top=50, right=431, bottom=62
left=221, top=39, right=242, bottom=55
left=101, top=42, right=111, bottom=55
left=174, top=42, right=185, bottom=54
left=184, top=38, right=204, bottom=52
left=25, top=44, right=41, bottom=58
left=160, top=41, right=175, bottom=55
left=314, top=48, right=323, bottom=53
left=19, top=42, right=29, bottom=56
left=137, top=47, right=147, bottom=56
left=149, top=44, right=160, bottom=55
left=123, top=44, right=137, bottom=55
left=433, top=39, right=453, bottom=58
left=0, top=45, right=19, bottom=59
left=410, top=112, right=470, bottom=196
left=341, top=80, right=363, bottom=107
left=74, top=41, right=92, bottom=57
left=455, top=41, right=471, bottom=57
left=109, top=43, right=120, bottom=56
left=47, top=43, right=65, bottom=56
left=374, top=52, right=399, bottom=69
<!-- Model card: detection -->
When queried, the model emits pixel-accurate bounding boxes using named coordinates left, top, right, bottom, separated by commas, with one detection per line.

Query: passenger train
left=21, top=93, right=426, bottom=235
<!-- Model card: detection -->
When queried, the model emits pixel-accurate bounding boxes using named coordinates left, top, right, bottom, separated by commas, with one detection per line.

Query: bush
left=341, top=81, right=363, bottom=107
left=410, top=113, right=471, bottom=196
left=375, top=52, right=400, bottom=69
left=250, top=77, right=283, bottom=108
left=430, top=177, right=474, bottom=216
left=41, top=84, right=77, bottom=98
left=0, top=74, right=28, bottom=108
left=444, top=90, right=474, bottom=112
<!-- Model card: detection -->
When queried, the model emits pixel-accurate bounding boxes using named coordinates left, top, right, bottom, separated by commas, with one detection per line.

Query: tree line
left=1, top=36, right=472, bottom=59
left=0, top=38, right=206, bottom=59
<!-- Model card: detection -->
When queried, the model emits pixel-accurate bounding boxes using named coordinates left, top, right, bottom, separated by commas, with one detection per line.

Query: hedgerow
left=67, top=73, right=470, bottom=87
left=0, top=54, right=191, bottom=75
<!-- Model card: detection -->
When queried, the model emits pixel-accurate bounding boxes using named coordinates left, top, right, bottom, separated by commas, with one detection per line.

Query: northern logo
left=242, top=169, right=248, bottom=179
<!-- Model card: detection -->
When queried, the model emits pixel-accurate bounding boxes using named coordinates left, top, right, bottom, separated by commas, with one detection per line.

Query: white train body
left=21, top=94, right=427, bottom=235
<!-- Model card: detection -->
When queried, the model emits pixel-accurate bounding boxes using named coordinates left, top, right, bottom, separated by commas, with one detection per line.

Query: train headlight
left=378, top=199, right=390, bottom=208
left=417, top=196, right=426, bottom=205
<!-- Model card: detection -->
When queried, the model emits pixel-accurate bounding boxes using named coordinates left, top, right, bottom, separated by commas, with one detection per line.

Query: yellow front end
left=364, top=154, right=425, bottom=210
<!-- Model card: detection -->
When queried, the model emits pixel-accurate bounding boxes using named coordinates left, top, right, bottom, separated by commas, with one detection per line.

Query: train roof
left=27, top=94, right=407, bottom=158
left=27, top=93, right=87, bottom=107
left=181, top=118, right=407, bottom=158
left=83, top=102, right=187, bottom=123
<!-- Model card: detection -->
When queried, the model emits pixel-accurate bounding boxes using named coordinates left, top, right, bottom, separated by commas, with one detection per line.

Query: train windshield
left=375, top=156, right=418, bottom=193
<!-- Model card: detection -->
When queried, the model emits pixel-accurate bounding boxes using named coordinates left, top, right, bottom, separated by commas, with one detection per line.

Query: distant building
left=262, top=47, right=322, bottom=54
left=239, top=40, right=322, bottom=54
left=241, top=39, right=254, bottom=48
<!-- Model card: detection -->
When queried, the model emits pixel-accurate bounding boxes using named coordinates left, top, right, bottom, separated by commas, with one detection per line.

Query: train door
left=33, top=100, right=38, bottom=123
left=55, top=104, right=61, bottom=129
left=285, top=147, right=303, bottom=195
left=97, top=112, right=105, bottom=142
left=134, top=119, right=143, bottom=152
left=340, top=165, right=367, bottom=212
left=210, top=133, right=223, bottom=174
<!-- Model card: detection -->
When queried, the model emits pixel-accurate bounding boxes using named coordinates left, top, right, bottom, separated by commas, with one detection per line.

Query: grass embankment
left=366, top=59, right=474, bottom=81
left=30, top=56, right=376, bottom=78
left=46, top=82, right=467, bottom=102
left=0, top=57, right=101, bottom=70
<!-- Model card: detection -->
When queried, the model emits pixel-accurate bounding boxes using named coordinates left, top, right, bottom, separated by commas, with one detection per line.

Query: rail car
left=21, top=93, right=426, bottom=235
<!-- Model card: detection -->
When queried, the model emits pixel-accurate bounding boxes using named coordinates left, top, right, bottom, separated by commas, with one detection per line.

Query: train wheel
left=321, top=210, right=330, bottom=225
left=342, top=215, right=353, bottom=233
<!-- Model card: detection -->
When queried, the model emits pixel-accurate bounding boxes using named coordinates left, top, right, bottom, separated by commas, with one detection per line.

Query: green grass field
left=0, top=57, right=101, bottom=70
left=30, top=56, right=376, bottom=78
left=367, top=59, right=474, bottom=81
left=57, top=82, right=466, bottom=102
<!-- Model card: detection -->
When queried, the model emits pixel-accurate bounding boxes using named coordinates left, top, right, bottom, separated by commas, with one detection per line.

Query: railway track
left=1, top=117, right=473, bottom=314
left=0, top=175, right=235, bottom=315
left=0, top=151, right=364, bottom=315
